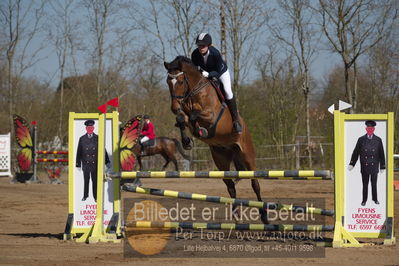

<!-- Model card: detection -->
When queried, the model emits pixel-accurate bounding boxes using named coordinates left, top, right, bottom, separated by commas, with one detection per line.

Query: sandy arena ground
left=0, top=172, right=398, bottom=266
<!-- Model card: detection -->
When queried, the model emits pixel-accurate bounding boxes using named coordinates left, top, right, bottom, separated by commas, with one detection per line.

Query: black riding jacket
left=191, top=46, right=227, bottom=79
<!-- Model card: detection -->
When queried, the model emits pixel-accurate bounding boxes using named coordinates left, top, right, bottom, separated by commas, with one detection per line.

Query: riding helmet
left=196, top=33, right=212, bottom=46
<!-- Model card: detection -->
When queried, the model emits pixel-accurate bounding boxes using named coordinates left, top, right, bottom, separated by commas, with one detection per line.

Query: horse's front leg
left=137, top=156, right=143, bottom=171
left=192, top=108, right=214, bottom=139
left=175, top=111, right=193, bottom=150
left=189, top=109, right=205, bottom=138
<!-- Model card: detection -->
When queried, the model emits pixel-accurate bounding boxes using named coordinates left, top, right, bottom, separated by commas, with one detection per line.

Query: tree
left=223, top=0, right=267, bottom=97
left=268, top=0, right=321, bottom=167
left=317, top=0, right=398, bottom=113
left=168, top=0, right=211, bottom=57
left=219, top=0, right=227, bottom=59
left=253, top=46, right=304, bottom=168
left=48, top=0, right=79, bottom=146
left=364, top=30, right=399, bottom=149
left=127, top=0, right=211, bottom=61
left=0, top=0, right=46, bottom=132
left=83, top=0, right=117, bottom=102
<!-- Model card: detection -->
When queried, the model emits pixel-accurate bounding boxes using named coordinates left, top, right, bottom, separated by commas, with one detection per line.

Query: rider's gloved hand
left=202, top=71, right=209, bottom=78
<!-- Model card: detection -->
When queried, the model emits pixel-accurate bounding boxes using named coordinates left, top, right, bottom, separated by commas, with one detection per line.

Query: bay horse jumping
left=132, top=137, right=191, bottom=171
left=164, top=56, right=267, bottom=223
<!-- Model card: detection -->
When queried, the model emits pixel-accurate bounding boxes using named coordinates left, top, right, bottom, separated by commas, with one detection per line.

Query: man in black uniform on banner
left=76, top=120, right=110, bottom=202
left=348, top=120, right=385, bottom=206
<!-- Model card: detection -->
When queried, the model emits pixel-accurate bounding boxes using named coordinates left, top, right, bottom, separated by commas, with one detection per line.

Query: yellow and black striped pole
left=110, top=170, right=332, bottom=180
left=124, top=185, right=334, bottom=216
left=126, top=221, right=335, bottom=232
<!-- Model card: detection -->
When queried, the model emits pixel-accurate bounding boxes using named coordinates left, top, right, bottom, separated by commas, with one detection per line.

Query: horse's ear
left=178, top=60, right=183, bottom=70
left=164, top=62, right=169, bottom=70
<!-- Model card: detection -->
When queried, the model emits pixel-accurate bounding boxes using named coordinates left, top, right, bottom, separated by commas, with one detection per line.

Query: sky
left=25, top=38, right=341, bottom=89
left=25, top=51, right=340, bottom=93
left=17, top=1, right=342, bottom=90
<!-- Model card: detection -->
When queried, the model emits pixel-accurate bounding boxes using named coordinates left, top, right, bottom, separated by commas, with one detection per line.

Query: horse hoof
left=183, top=144, right=193, bottom=150
left=232, top=207, right=241, bottom=222
left=259, top=208, right=268, bottom=224
left=233, top=178, right=241, bottom=185
left=183, top=138, right=193, bottom=150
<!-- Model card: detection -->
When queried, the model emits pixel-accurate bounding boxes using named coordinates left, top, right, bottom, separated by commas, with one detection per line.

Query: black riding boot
left=140, top=142, right=145, bottom=155
left=225, top=97, right=242, bottom=134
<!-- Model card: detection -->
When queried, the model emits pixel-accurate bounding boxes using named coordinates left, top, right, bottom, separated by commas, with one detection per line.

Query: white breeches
left=140, top=136, right=149, bottom=143
left=220, top=70, right=233, bottom=100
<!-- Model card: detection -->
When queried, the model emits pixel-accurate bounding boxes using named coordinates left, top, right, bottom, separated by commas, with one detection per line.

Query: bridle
left=168, top=72, right=186, bottom=99
left=166, top=68, right=227, bottom=139
left=167, top=71, right=209, bottom=103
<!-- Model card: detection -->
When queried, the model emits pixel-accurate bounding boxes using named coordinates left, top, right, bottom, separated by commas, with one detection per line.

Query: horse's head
left=164, top=56, right=202, bottom=114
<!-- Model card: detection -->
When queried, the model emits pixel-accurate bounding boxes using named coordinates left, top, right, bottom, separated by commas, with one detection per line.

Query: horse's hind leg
left=160, top=153, right=170, bottom=171
left=133, top=156, right=143, bottom=187
left=167, top=150, right=179, bottom=171
left=210, top=146, right=240, bottom=219
left=233, top=152, right=263, bottom=201
left=234, top=146, right=262, bottom=199
left=161, top=150, right=178, bottom=171
left=231, top=144, right=265, bottom=220
left=210, top=146, right=234, bottom=195
left=239, top=153, right=262, bottom=201
left=236, top=147, right=268, bottom=224
left=171, top=156, right=178, bottom=171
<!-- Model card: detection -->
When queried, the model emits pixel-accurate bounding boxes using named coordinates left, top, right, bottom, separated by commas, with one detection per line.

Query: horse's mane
left=169, top=55, right=196, bottom=70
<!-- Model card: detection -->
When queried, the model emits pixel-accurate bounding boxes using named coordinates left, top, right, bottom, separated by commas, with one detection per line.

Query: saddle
left=210, top=79, right=225, bottom=104
left=142, top=138, right=156, bottom=149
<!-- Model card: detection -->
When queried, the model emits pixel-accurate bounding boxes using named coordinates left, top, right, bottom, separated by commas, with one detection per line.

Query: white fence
left=0, top=133, right=12, bottom=177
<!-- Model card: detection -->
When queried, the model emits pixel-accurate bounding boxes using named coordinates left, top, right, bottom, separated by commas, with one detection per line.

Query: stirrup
left=233, top=121, right=242, bottom=134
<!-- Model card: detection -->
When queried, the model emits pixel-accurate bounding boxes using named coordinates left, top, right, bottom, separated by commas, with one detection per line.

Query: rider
left=140, top=114, right=156, bottom=155
left=191, top=33, right=242, bottom=134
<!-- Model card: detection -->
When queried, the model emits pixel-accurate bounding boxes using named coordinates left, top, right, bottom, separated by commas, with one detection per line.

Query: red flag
left=107, top=97, right=119, bottom=107
left=98, top=104, right=107, bottom=113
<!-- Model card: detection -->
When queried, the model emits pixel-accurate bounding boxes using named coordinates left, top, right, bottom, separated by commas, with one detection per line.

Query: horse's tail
left=173, top=138, right=191, bottom=161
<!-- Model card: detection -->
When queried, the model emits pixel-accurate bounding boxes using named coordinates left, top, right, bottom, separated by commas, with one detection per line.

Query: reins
left=167, top=68, right=227, bottom=139
left=168, top=72, right=208, bottom=103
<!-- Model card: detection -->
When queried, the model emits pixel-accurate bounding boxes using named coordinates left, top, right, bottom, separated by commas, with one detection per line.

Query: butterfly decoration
left=119, top=115, right=142, bottom=171
left=13, top=115, right=33, bottom=171
left=45, top=166, right=62, bottom=179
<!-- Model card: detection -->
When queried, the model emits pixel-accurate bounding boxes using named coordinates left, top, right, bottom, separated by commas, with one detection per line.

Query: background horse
left=120, top=115, right=191, bottom=172
left=164, top=56, right=267, bottom=223
left=132, top=137, right=191, bottom=171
